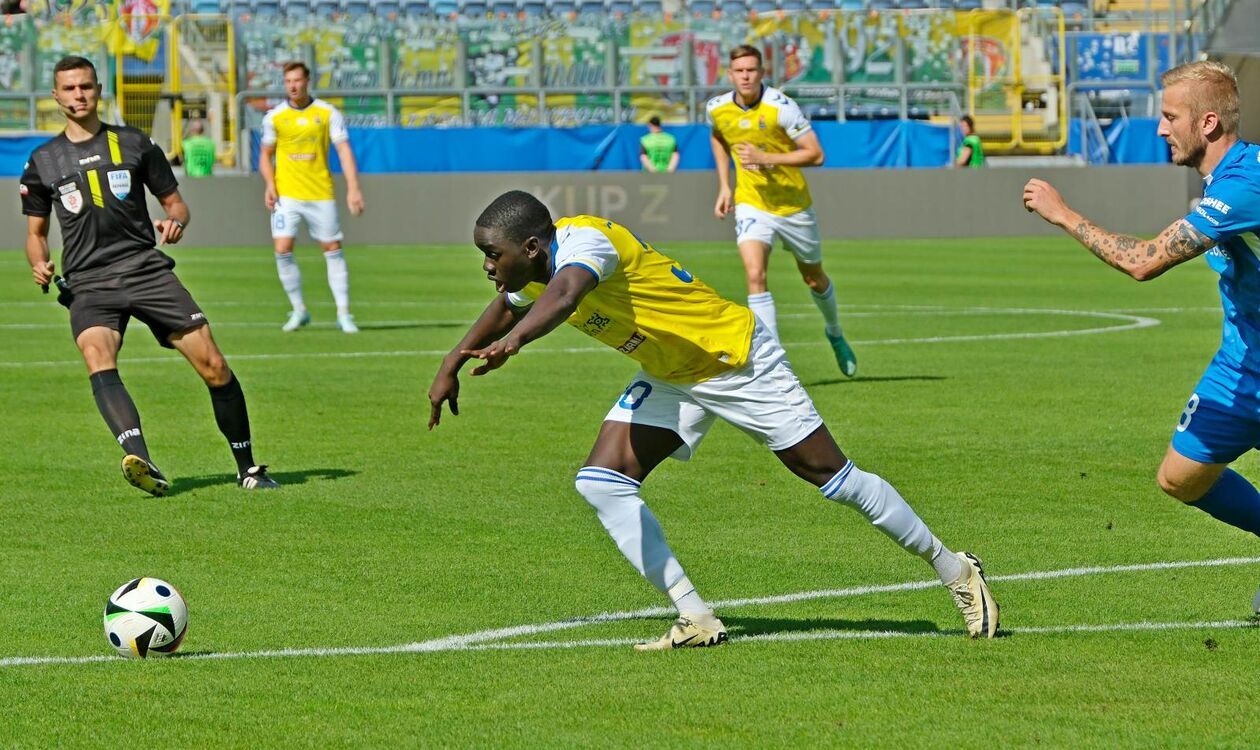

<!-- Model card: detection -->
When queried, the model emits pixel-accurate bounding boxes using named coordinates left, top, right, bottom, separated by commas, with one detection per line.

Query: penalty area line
left=1, top=556, right=1257, bottom=668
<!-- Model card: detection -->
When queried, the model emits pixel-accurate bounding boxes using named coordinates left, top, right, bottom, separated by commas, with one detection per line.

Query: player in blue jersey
left=1023, top=61, right=1260, bottom=614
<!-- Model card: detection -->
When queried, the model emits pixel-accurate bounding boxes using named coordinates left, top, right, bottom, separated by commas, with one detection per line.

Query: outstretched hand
left=461, top=336, right=520, bottom=376
left=427, top=371, right=460, bottom=430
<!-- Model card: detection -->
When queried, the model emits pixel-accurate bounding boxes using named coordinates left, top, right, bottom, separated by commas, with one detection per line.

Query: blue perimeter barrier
left=0, top=119, right=1170, bottom=177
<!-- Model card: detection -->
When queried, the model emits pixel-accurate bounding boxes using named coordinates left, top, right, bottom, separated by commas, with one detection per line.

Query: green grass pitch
left=1, top=237, right=1257, bottom=746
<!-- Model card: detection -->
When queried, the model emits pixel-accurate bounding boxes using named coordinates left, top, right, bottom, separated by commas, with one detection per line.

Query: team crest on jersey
left=107, top=170, right=131, bottom=200
left=758, top=115, right=766, bottom=130
left=739, top=119, right=751, bottom=129
left=18, top=184, right=27, bottom=195
left=61, top=188, right=84, bottom=214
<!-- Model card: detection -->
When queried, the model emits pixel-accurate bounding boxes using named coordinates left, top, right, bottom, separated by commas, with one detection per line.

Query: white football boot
left=634, top=613, right=728, bottom=652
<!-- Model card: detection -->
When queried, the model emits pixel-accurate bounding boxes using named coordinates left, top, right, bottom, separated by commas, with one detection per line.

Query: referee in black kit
left=20, top=56, right=278, bottom=494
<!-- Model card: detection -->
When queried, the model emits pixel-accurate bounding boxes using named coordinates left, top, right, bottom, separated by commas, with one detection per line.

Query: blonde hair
left=1161, top=60, right=1240, bottom=135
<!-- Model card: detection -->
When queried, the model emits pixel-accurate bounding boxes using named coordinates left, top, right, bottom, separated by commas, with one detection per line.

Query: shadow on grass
left=168, top=467, right=358, bottom=495
left=720, top=615, right=943, bottom=638
left=805, top=375, right=947, bottom=388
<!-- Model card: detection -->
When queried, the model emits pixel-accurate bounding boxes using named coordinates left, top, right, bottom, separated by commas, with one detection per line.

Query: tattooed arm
left=1023, top=178, right=1215, bottom=281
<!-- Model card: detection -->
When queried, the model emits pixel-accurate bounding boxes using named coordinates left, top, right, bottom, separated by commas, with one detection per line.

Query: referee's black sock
left=208, top=372, right=255, bottom=474
left=89, top=369, right=151, bottom=463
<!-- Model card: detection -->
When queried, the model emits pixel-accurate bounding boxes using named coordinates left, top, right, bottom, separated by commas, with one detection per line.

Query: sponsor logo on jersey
left=61, top=188, right=84, bottom=214
left=107, top=169, right=131, bottom=200
left=287, top=153, right=316, bottom=161
left=78, top=154, right=101, bottom=165
left=1201, top=196, right=1231, bottom=215
left=582, top=310, right=611, bottom=335
left=617, top=332, right=646, bottom=354
left=739, top=119, right=751, bottom=129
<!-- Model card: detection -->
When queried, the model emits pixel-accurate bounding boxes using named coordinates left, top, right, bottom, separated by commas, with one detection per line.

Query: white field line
left=0, top=308, right=1160, bottom=369
left=2, top=556, right=1256, bottom=668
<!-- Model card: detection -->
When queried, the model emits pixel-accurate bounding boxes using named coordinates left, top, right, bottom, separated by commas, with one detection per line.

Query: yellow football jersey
left=707, top=85, right=813, bottom=216
left=506, top=216, right=755, bottom=384
left=261, top=98, right=348, bottom=201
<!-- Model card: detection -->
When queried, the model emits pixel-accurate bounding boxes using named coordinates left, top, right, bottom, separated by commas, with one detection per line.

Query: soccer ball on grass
left=103, top=577, right=188, bottom=659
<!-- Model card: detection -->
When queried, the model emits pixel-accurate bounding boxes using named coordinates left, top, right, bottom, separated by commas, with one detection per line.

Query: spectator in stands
left=955, top=115, right=985, bottom=168
left=640, top=115, right=679, bottom=173
left=181, top=119, right=216, bottom=178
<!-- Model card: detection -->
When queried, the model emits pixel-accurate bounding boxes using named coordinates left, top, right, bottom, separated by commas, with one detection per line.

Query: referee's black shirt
left=20, top=123, right=179, bottom=283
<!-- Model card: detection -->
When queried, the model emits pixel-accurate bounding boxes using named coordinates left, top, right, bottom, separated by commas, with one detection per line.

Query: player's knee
left=1156, top=466, right=1204, bottom=503
left=575, top=469, right=640, bottom=511
left=199, top=354, right=231, bottom=386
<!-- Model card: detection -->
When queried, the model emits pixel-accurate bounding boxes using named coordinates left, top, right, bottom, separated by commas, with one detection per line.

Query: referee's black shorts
left=68, top=264, right=207, bottom=349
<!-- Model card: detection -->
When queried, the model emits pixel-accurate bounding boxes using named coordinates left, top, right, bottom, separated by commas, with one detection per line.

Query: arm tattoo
left=1072, top=219, right=1212, bottom=278
left=1165, top=221, right=1211, bottom=260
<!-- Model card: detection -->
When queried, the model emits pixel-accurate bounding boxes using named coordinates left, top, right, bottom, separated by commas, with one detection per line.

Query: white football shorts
left=271, top=197, right=343, bottom=243
left=603, top=320, right=824, bottom=461
left=734, top=203, right=822, bottom=265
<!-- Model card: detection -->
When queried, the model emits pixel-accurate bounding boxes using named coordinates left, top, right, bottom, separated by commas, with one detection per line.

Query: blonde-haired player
left=708, top=45, right=856, bottom=377
left=428, top=190, right=1000, bottom=649
left=259, top=61, right=365, bottom=334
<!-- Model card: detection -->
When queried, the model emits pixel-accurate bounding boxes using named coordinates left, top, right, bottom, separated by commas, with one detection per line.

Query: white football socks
left=821, top=461, right=961, bottom=584
left=811, top=280, right=844, bottom=338
left=747, top=291, right=778, bottom=339
left=324, top=248, right=350, bottom=315
left=275, top=252, right=305, bottom=313
left=575, top=467, right=711, bottom=616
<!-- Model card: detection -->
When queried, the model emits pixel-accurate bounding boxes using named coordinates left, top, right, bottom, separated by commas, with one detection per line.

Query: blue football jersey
left=1184, top=140, right=1260, bottom=373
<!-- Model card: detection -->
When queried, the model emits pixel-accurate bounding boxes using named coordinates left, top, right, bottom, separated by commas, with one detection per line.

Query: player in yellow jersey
left=709, top=45, right=857, bottom=377
left=260, top=61, right=365, bottom=334
left=428, top=191, right=1000, bottom=648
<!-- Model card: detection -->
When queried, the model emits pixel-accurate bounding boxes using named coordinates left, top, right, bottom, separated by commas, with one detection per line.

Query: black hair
left=960, top=114, right=975, bottom=130
left=648, top=115, right=662, bottom=127
left=53, top=56, right=97, bottom=85
left=475, top=190, right=554, bottom=244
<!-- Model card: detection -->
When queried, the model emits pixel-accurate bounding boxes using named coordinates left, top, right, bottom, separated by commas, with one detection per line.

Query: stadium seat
left=433, top=0, right=458, bottom=13
left=520, top=0, right=545, bottom=14
left=749, top=0, right=776, bottom=12
left=574, top=0, right=602, bottom=13
left=378, top=0, right=401, bottom=16
left=952, top=0, right=981, bottom=8
left=689, top=0, right=716, bottom=15
left=344, top=0, right=371, bottom=16
left=490, top=0, right=516, bottom=14
left=637, top=0, right=662, bottom=13
left=714, top=0, right=742, bottom=14
left=547, top=0, right=576, bottom=14
left=1060, top=0, right=1087, bottom=16
left=899, top=0, right=927, bottom=8
left=836, top=0, right=866, bottom=9
left=609, top=0, right=633, bottom=13
left=867, top=0, right=894, bottom=8
left=281, top=0, right=311, bottom=17
left=191, top=0, right=226, bottom=12
left=781, top=0, right=807, bottom=10
left=252, top=0, right=281, bottom=15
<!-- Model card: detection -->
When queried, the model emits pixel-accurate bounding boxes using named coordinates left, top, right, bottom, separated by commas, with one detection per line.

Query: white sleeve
left=504, top=291, right=533, bottom=309
left=260, top=109, right=277, bottom=146
left=328, top=105, right=349, bottom=144
left=553, top=225, right=619, bottom=283
left=776, top=94, right=812, bottom=141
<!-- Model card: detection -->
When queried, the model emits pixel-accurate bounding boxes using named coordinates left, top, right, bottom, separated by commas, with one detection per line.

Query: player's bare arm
left=711, top=129, right=733, bottom=218
left=428, top=295, right=526, bottom=429
left=735, top=130, right=824, bottom=168
left=154, top=189, right=190, bottom=245
left=462, top=266, right=598, bottom=376
left=258, top=142, right=278, bottom=210
left=954, top=145, right=973, bottom=168
left=1023, top=177, right=1215, bottom=281
left=334, top=140, right=365, bottom=216
left=25, top=214, right=53, bottom=287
